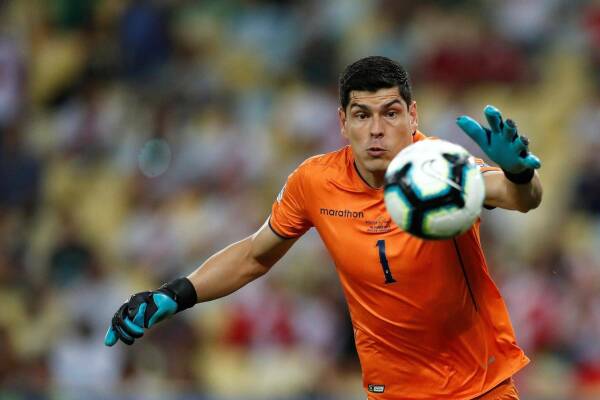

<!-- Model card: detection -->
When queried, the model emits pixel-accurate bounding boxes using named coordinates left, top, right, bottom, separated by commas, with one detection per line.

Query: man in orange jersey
left=105, top=56, right=543, bottom=399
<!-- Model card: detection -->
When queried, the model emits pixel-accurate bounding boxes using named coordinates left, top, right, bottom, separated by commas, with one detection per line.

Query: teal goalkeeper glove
left=456, top=105, right=541, bottom=182
left=104, top=277, right=197, bottom=346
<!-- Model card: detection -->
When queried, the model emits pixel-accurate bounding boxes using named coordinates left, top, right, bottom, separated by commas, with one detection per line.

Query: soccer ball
left=383, top=139, right=485, bottom=239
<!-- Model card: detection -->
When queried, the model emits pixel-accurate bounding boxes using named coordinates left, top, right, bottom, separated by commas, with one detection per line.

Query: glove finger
left=456, top=116, right=489, bottom=147
left=484, top=105, right=503, bottom=133
left=123, top=317, right=144, bottom=338
left=522, top=153, right=541, bottom=169
left=126, top=291, right=152, bottom=328
left=104, top=326, right=118, bottom=347
left=128, top=292, right=152, bottom=312
left=116, top=303, right=144, bottom=338
left=115, top=326, right=134, bottom=345
left=503, top=119, right=518, bottom=142
left=112, top=315, right=134, bottom=345
left=147, top=293, right=178, bottom=328
left=513, top=135, right=528, bottom=154
left=131, top=302, right=147, bottom=328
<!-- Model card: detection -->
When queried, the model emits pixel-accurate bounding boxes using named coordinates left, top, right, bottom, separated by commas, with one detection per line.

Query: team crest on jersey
left=276, top=183, right=286, bottom=203
left=366, top=215, right=392, bottom=233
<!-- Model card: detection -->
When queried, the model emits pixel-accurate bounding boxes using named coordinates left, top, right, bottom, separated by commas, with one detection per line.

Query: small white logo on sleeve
left=276, top=183, right=287, bottom=203
left=368, top=384, right=385, bottom=393
left=475, top=160, right=490, bottom=169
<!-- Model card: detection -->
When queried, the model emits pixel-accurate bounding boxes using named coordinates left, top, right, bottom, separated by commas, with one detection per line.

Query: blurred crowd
left=0, top=0, right=599, bottom=399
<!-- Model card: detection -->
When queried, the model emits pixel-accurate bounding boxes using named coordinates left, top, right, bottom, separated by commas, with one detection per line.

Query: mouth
left=366, top=147, right=387, bottom=157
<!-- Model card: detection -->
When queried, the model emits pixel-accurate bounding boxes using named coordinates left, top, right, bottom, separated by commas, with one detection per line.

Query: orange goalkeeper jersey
left=269, top=132, right=529, bottom=400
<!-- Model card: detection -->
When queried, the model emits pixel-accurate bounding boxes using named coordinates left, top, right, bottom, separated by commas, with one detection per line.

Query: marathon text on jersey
left=320, top=207, right=364, bottom=219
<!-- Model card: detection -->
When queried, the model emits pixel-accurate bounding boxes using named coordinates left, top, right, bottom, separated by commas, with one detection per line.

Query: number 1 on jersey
left=376, top=240, right=396, bottom=284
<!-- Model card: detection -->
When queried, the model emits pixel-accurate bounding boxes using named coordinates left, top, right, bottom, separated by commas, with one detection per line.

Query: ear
left=338, top=107, right=349, bottom=140
left=408, top=101, right=418, bottom=133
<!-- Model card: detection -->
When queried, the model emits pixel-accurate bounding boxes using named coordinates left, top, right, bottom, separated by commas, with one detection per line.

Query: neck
left=353, top=161, right=385, bottom=189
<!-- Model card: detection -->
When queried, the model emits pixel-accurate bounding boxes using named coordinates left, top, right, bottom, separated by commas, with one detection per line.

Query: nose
left=370, top=115, right=384, bottom=138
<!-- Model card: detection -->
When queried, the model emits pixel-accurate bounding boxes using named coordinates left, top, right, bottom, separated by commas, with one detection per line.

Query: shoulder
left=286, top=146, right=354, bottom=195
left=295, top=146, right=352, bottom=177
left=299, top=146, right=351, bottom=167
left=413, top=131, right=438, bottom=142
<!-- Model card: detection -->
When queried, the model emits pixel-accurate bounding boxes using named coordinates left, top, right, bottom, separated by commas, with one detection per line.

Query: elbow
left=244, top=259, right=272, bottom=281
left=517, top=204, right=535, bottom=213
left=517, top=193, right=543, bottom=213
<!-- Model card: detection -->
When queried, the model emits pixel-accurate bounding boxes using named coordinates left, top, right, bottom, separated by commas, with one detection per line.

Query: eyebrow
left=349, top=98, right=404, bottom=111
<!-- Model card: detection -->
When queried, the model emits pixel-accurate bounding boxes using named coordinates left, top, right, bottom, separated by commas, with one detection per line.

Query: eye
left=386, top=110, right=398, bottom=118
left=355, top=112, right=368, bottom=120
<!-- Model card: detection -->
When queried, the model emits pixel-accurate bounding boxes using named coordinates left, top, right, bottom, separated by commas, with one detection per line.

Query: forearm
left=187, top=236, right=271, bottom=302
left=484, top=171, right=543, bottom=212
left=508, top=172, right=542, bottom=212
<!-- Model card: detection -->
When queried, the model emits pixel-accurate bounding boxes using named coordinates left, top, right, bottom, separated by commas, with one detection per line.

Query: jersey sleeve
left=269, top=163, right=313, bottom=239
left=473, top=157, right=501, bottom=210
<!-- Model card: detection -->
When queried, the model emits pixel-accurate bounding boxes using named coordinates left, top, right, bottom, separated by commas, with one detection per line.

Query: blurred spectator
left=485, top=0, right=563, bottom=53
left=222, top=279, right=296, bottom=350
left=50, top=316, right=125, bottom=396
left=50, top=0, right=99, bottom=32
left=0, top=327, right=20, bottom=389
left=572, top=144, right=600, bottom=216
left=120, top=0, right=171, bottom=79
left=48, top=212, right=94, bottom=287
left=0, top=34, right=25, bottom=129
left=584, top=1, right=600, bottom=84
left=53, top=77, right=116, bottom=162
left=0, top=124, right=41, bottom=217
left=419, top=29, right=529, bottom=88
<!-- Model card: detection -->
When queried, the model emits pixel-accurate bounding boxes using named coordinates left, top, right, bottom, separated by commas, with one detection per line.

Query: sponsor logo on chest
left=319, top=207, right=364, bottom=219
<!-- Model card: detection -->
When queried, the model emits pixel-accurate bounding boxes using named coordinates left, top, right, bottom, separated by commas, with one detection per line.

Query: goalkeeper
left=106, top=56, right=542, bottom=400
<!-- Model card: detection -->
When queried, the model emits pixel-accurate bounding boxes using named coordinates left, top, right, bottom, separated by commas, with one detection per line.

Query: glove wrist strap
left=161, top=277, right=197, bottom=313
left=502, top=168, right=534, bottom=184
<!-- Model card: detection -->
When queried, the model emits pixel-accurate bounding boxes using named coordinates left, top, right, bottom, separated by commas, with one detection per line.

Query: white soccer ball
left=384, top=139, right=485, bottom=239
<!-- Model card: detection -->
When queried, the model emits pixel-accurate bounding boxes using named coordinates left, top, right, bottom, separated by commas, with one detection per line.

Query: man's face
left=338, top=87, right=418, bottom=183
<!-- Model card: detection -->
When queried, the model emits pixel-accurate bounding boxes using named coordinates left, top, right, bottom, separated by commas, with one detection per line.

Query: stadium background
left=1, top=0, right=599, bottom=399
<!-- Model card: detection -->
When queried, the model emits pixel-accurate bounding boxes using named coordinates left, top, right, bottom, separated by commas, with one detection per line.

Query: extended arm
left=188, top=220, right=298, bottom=302
left=483, top=170, right=542, bottom=212
left=105, top=220, right=297, bottom=346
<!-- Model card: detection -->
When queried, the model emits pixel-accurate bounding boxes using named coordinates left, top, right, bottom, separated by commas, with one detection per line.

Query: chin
left=364, top=158, right=391, bottom=173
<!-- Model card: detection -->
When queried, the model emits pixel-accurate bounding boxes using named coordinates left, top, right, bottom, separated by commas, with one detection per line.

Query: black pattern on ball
left=384, top=153, right=470, bottom=239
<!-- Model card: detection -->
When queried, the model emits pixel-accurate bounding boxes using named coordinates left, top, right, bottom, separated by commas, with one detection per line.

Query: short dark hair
left=339, top=56, right=412, bottom=110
